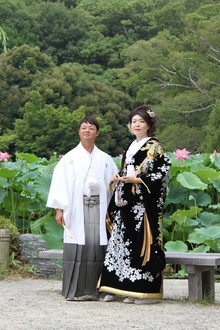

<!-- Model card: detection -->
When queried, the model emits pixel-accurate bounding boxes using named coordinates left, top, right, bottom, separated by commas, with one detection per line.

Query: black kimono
left=99, top=138, right=171, bottom=299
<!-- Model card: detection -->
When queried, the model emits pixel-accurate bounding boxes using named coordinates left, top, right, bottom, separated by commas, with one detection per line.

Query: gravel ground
left=0, top=277, right=219, bottom=330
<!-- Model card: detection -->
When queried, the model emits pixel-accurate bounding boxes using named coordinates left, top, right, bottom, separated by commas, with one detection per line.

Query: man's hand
left=110, top=173, right=121, bottom=183
left=55, top=209, right=64, bottom=226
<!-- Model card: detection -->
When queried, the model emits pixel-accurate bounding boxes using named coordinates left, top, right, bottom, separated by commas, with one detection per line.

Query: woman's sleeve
left=138, top=146, right=171, bottom=196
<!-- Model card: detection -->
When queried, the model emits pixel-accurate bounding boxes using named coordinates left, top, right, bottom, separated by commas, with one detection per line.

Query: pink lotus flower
left=213, top=150, right=218, bottom=158
left=0, top=151, right=10, bottom=162
left=174, top=148, right=190, bottom=161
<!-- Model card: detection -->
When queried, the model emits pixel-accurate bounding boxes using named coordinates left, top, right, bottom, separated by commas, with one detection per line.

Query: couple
left=47, top=104, right=171, bottom=305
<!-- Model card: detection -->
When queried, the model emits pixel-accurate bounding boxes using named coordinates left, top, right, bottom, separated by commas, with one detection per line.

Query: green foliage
left=0, top=152, right=53, bottom=232
left=0, top=1, right=220, bottom=155
left=176, top=172, right=207, bottom=190
left=116, top=4, right=220, bottom=152
left=0, top=150, right=220, bottom=254
left=0, top=0, right=219, bottom=276
left=30, top=211, right=64, bottom=249
left=0, top=215, right=19, bottom=239
left=14, top=91, right=86, bottom=157
left=78, top=0, right=157, bottom=41
left=0, top=131, right=16, bottom=156
left=164, top=240, right=188, bottom=252
left=0, top=44, right=134, bottom=157
left=201, top=100, right=220, bottom=152
left=0, top=44, right=55, bottom=134
left=0, top=215, right=20, bottom=272
left=188, top=226, right=220, bottom=251
left=164, top=151, right=220, bottom=252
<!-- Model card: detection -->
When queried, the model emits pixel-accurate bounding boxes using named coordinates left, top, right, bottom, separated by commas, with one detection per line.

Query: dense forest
left=0, top=0, right=219, bottom=157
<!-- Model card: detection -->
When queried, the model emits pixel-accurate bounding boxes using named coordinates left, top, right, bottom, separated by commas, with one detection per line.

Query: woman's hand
left=119, top=176, right=142, bottom=184
left=55, top=209, right=65, bottom=226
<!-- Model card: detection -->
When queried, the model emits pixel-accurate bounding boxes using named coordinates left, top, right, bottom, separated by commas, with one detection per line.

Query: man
left=47, top=117, right=118, bottom=301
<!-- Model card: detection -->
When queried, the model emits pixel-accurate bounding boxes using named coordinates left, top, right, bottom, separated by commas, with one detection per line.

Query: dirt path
left=0, top=278, right=219, bottom=330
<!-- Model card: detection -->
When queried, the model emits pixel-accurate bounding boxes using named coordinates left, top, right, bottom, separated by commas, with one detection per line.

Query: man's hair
left=79, top=117, right=100, bottom=131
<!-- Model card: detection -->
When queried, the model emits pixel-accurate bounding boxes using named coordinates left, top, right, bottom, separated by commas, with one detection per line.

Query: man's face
left=79, top=122, right=99, bottom=143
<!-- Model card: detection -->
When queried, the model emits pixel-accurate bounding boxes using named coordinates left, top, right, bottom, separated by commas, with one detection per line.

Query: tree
left=30, top=62, right=134, bottom=155
left=201, top=100, right=220, bottom=152
left=1, top=0, right=219, bottom=154
left=78, top=0, right=157, bottom=40
left=15, top=92, right=86, bottom=158
left=0, top=45, right=55, bottom=134
left=115, top=4, right=220, bottom=152
left=158, top=124, right=204, bottom=152
left=34, top=2, right=95, bottom=65
left=0, top=0, right=40, bottom=49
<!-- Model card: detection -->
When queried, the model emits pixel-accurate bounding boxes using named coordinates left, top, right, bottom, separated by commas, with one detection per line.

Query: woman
left=98, top=105, right=171, bottom=304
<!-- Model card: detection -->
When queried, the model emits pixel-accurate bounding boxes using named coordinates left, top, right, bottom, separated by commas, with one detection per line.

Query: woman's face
left=130, top=114, right=149, bottom=141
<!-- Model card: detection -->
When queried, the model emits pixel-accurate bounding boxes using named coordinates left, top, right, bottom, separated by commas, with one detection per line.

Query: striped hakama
left=62, top=196, right=106, bottom=299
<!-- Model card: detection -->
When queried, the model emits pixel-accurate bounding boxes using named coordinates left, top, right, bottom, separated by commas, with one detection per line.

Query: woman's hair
left=79, top=117, right=100, bottom=131
left=129, top=104, right=157, bottom=136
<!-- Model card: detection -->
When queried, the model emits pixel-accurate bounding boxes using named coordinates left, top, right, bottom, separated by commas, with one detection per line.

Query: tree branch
left=169, top=104, right=214, bottom=114
left=188, top=68, right=206, bottom=93
left=156, top=78, right=190, bottom=89
left=209, top=54, right=220, bottom=65
left=159, top=64, right=177, bottom=75
left=190, top=29, right=220, bottom=54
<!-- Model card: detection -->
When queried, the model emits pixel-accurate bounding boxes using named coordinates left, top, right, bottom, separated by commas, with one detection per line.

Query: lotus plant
left=174, top=148, right=190, bottom=161
left=0, top=151, right=10, bottom=162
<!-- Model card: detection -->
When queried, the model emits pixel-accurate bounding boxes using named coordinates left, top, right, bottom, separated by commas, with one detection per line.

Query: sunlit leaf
left=16, top=153, right=41, bottom=163
left=34, top=170, right=53, bottom=202
left=42, top=217, right=64, bottom=249
left=208, top=203, right=220, bottom=210
left=0, top=168, right=19, bottom=179
left=191, top=245, right=210, bottom=253
left=30, top=212, right=52, bottom=234
left=198, top=212, right=220, bottom=226
left=176, top=172, right=207, bottom=190
left=194, top=168, right=220, bottom=184
left=164, top=240, right=188, bottom=252
left=112, top=156, right=121, bottom=169
left=169, top=206, right=202, bottom=224
left=188, top=226, right=220, bottom=244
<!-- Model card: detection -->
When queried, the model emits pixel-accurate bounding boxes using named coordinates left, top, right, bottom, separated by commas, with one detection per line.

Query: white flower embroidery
left=104, top=209, right=155, bottom=283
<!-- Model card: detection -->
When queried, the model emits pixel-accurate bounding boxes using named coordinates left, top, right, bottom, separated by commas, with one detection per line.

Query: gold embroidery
left=99, top=286, right=163, bottom=299
left=106, top=213, right=113, bottom=234
left=140, top=213, right=153, bottom=266
left=109, top=181, right=116, bottom=192
left=140, top=140, right=164, bottom=158
left=131, top=140, right=163, bottom=194
left=139, top=178, right=151, bottom=193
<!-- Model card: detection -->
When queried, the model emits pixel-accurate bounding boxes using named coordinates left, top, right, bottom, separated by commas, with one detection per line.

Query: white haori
left=47, top=143, right=118, bottom=245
